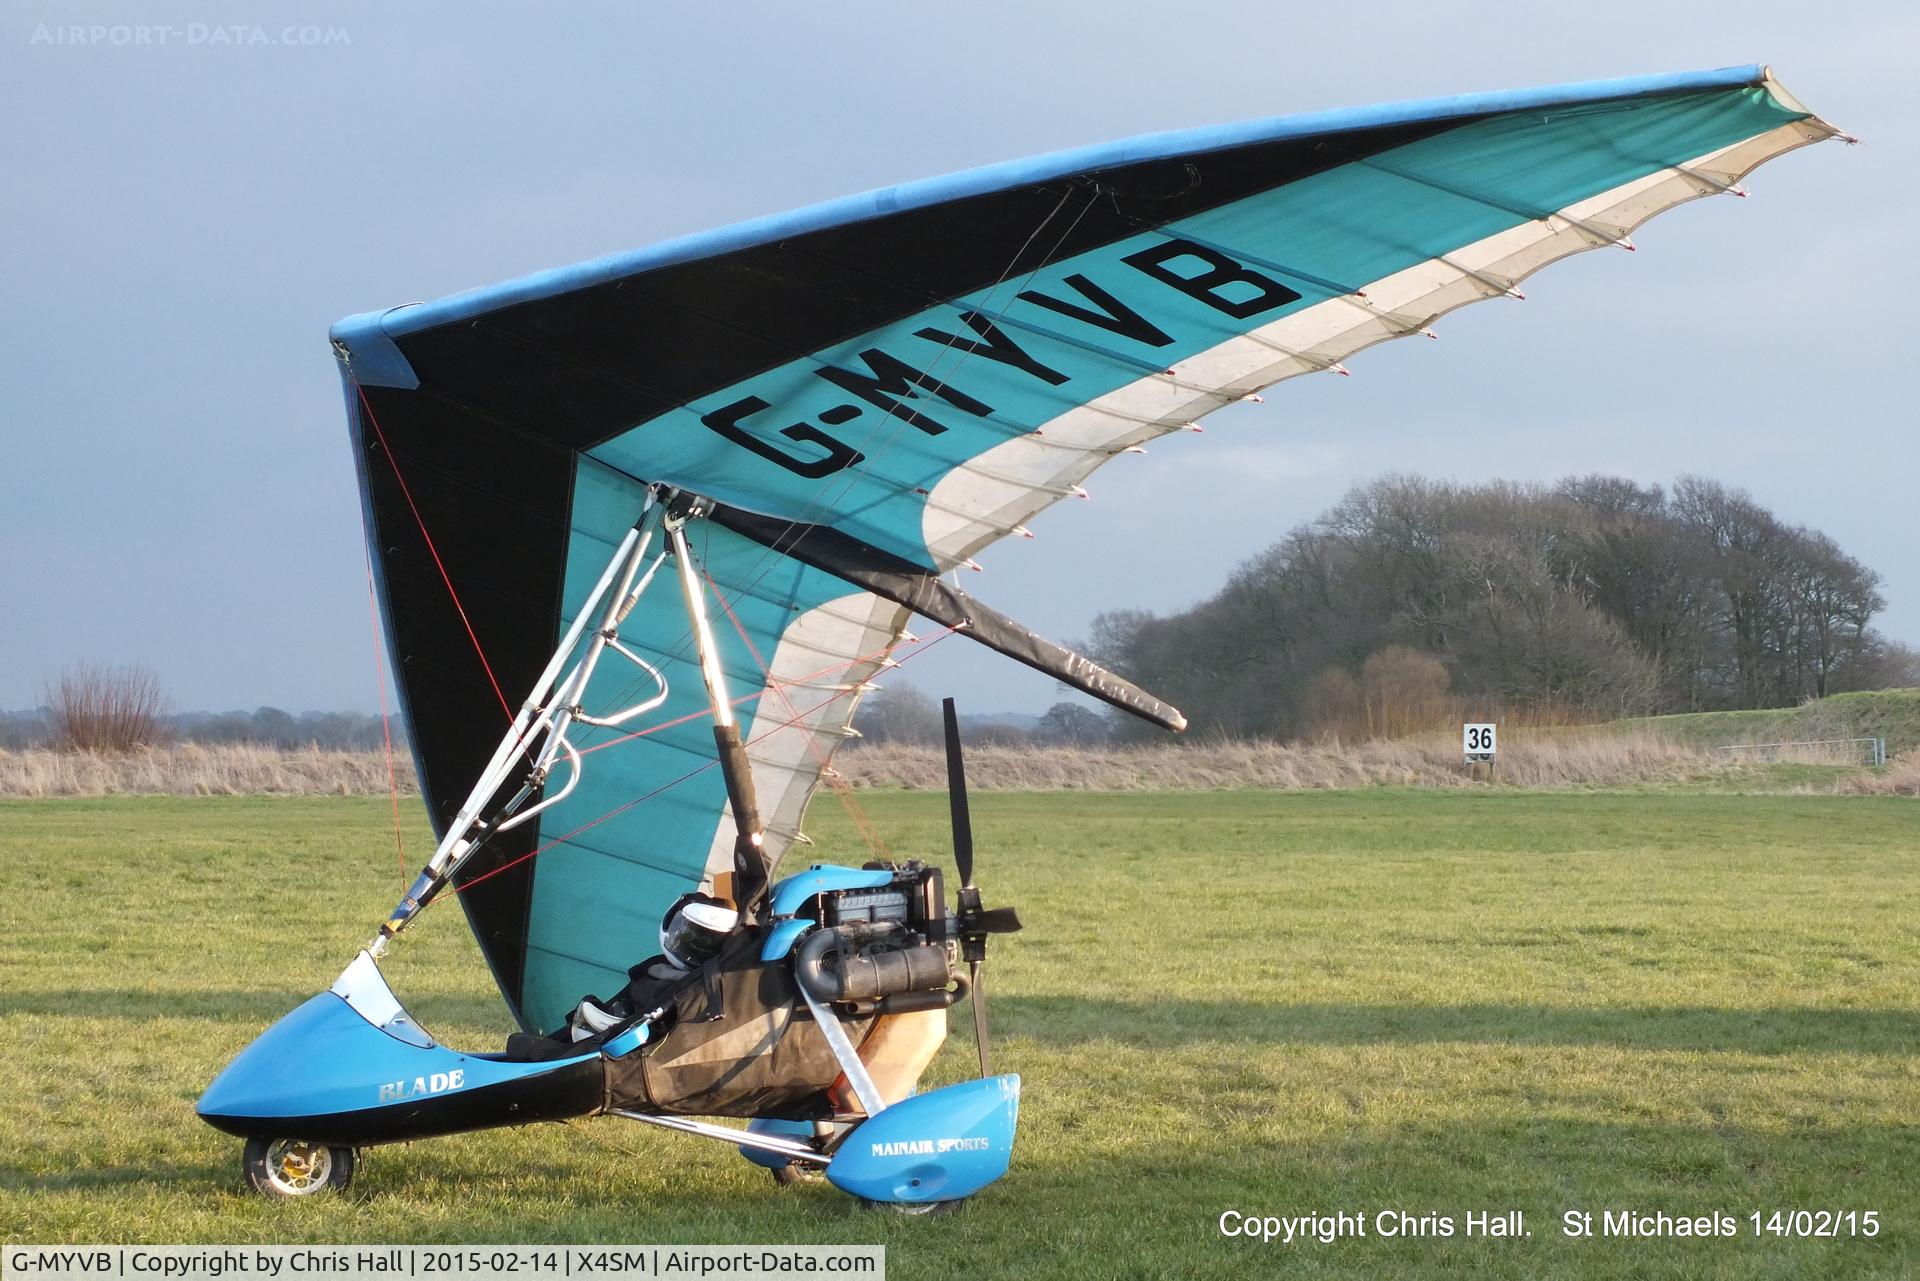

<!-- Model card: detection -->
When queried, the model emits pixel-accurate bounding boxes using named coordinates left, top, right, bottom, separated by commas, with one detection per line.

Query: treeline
left=859, top=684, right=1111, bottom=747
left=1086, top=475, right=1918, bottom=741
left=3, top=698, right=407, bottom=753
left=19, top=473, right=1911, bottom=757
left=168, top=707, right=410, bottom=752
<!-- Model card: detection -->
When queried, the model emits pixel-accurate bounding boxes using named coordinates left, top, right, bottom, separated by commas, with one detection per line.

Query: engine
left=797, top=862, right=962, bottom=1013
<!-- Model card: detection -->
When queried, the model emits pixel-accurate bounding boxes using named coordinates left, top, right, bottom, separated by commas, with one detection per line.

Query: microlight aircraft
left=199, top=66, right=1843, bottom=1209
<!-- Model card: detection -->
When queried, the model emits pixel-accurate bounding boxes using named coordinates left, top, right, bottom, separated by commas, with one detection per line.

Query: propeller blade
left=942, top=697, right=975, bottom=889
left=968, top=958, right=990, bottom=1078
left=973, top=907, right=1022, bottom=934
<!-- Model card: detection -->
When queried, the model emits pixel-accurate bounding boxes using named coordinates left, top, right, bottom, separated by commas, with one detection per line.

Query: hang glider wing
left=333, top=65, right=1839, bottom=1029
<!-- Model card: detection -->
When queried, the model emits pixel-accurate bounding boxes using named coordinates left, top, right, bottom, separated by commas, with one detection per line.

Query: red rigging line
left=575, top=690, right=760, bottom=757
left=448, top=759, right=715, bottom=899
left=574, top=625, right=959, bottom=759
left=354, top=381, right=517, bottom=728
left=700, top=567, right=891, bottom=858
left=436, top=627, right=958, bottom=903
left=361, top=363, right=961, bottom=895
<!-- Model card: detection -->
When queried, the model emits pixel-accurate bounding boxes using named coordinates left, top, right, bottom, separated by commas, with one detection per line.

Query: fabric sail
left=332, top=65, right=1839, bottom=1032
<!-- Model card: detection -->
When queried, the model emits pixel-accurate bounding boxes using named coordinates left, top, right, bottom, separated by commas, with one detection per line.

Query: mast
left=664, top=495, right=771, bottom=920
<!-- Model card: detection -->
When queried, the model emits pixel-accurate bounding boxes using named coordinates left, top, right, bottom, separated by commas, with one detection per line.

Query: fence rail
left=1711, top=737, right=1888, bottom=767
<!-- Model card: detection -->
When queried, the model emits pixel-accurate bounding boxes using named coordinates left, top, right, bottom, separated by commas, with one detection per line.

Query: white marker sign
left=1463, top=722, right=1497, bottom=761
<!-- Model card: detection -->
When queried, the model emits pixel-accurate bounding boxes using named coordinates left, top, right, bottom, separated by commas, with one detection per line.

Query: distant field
left=8, top=728, right=1916, bottom=797
left=2, top=790, right=1915, bottom=1277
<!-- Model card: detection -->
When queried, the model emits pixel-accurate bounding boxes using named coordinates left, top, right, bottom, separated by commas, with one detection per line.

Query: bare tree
left=965, top=722, right=1033, bottom=747
left=1839, top=638, right=1920, bottom=692
left=1303, top=666, right=1362, bottom=740
left=1093, top=471, right=1901, bottom=739
left=1034, top=701, right=1110, bottom=746
left=1304, top=647, right=1454, bottom=741
left=1782, top=530, right=1883, bottom=699
left=1672, top=477, right=1793, bottom=707
left=1358, top=646, right=1453, bottom=739
left=858, top=682, right=942, bottom=745
left=45, top=662, right=171, bottom=753
left=1559, top=476, right=1716, bottom=709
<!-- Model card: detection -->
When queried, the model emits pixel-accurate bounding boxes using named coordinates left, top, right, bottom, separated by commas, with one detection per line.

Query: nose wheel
left=241, top=1136, right=356, bottom=1198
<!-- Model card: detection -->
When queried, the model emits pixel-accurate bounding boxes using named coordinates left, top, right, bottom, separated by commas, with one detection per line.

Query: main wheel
left=770, top=1164, right=817, bottom=1187
left=241, top=1137, right=356, bottom=1199
left=858, top=1196, right=966, bottom=1216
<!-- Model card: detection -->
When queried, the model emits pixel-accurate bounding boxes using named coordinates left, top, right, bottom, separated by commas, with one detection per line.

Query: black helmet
left=659, top=891, right=739, bottom=969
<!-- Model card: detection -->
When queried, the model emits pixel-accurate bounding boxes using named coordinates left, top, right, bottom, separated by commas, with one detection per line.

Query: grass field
left=2, top=790, right=1916, bottom=1279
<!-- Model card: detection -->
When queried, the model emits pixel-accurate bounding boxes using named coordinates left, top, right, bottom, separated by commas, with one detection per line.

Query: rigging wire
left=702, top=566, right=890, bottom=859
left=819, top=181, right=1101, bottom=500
left=713, top=183, right=1089, bottom=597
left=360, top=388, right=944, bottom=881
left=575, top=626, right=956, bottom=760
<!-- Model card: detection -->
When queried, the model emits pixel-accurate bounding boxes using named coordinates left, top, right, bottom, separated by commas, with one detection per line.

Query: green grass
left=2, top=791, right=1916, bottom=1279
left=1622, top=687, right=1920, bottom=757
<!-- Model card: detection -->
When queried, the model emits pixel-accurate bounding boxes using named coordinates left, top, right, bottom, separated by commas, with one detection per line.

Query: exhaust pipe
left=795, top=922, right=954, bottom=1004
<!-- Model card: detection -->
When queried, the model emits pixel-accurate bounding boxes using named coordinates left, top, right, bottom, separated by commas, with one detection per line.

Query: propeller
left=942, top=697, right=1022, bottom=1078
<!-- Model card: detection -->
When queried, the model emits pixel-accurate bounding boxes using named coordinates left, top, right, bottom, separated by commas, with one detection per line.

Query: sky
left=1, top=1, right=1910, bottom=716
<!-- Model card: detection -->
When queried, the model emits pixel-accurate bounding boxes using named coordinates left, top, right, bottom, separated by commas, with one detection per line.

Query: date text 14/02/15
left=1562, top=1210, right=1880, bottom=1238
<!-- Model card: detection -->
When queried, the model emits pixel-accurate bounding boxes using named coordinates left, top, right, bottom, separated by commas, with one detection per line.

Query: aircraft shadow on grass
left=11, top=1158, right=233, bottom=1195
left=991, top=997, right=1920, bottom=1057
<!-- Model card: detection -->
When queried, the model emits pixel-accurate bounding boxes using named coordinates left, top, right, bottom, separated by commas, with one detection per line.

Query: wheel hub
left=267, top=1140, right=331, bottom=1193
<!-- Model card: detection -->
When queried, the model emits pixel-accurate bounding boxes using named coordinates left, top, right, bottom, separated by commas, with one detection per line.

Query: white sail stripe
left=921, top=118, right=1832, bottom=568
left=950, top=462, right=1087, bottom=498
left=765, top=678, right=873, bottom=694
left=755, top=624, right=871, bottom=659
left=702, top=592, right=909, bottom=880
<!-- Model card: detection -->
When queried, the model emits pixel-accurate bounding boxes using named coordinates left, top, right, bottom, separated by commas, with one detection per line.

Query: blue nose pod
left=826, top=1075, right=1021, bottom=1204
left=198, top=990, right=603, bottom=1146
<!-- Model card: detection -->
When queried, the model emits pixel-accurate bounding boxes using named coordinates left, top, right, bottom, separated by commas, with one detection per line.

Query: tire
left=770, top=1164, right=811, bottom=1187
left=241, top=1137, right=356, bottom=1198
left=858, top=1196, right=966, bottom=1216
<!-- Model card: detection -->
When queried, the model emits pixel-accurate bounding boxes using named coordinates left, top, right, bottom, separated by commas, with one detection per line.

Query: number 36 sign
left=1463, top=722, right=1497, bottom=762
